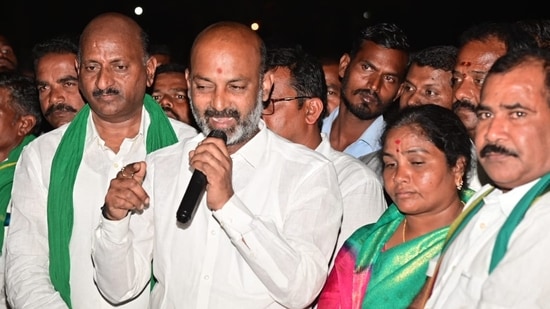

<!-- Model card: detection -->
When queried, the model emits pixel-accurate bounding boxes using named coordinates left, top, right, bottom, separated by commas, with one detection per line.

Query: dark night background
left=1, top=0, right=549, bottom=70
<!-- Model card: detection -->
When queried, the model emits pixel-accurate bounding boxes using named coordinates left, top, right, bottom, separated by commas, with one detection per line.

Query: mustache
left=92, top=88, right=120, bottom=97
left=204, top=108, right=240, bottom=119
left=353, top=88, right=380, bottom=102
left=452, top=100, right=476, bottom=113
left=480, top=144, right=518, bottom=158
left=44, top=103, right=78, bottom=117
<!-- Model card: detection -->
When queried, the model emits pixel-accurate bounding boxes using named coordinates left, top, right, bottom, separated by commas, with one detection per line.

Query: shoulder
left=330, top=149, right=380, bottom=181
left=168, top=118, right=199, bottom=140
left=23, top=125, right=67, bottom=154
left=266, top=130, right=332, bottom=166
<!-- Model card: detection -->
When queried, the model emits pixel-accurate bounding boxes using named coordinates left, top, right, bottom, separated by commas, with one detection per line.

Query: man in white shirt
left=5, top=12, right=197, bottom=309
left=92, top=21, right=343, bottom=309
left=321, top=22, right=410, bottom=159
left=262, top=46, right=386, bottom=260
left=0, top=72, right=41, bottom=309
left=424, top=48, right=550, bottom=308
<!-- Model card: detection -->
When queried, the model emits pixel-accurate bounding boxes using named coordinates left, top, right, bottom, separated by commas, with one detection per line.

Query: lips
left=359, top=93, right=377, bottom=104
left=210, top=117, right=235, bottom=129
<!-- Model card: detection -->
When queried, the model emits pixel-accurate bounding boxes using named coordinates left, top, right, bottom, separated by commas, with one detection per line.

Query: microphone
left=176, top=130, right=227, bottom=224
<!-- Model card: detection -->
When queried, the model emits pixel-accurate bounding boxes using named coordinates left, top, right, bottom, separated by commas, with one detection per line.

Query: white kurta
left=426, top=179, right=550, bottom=308
left=316, top=133, right=386, bottom=259
left=92, top=121, right=344, bottom=309
left=6, top=109, right=197, bottom=309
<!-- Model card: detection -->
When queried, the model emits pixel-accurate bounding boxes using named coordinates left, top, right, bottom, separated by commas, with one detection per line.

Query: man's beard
left=341, top=73, right=386, bottom=120
left=190, top=89, right=263, bottom=146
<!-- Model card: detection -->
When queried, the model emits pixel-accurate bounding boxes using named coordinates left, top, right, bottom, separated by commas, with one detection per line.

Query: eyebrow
left=478, top=102, right=535, bottom=112
left=382, top=147, right=430, bottom=157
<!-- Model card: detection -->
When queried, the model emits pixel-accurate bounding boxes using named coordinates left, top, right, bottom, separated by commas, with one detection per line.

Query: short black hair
left=0, top=71, right=42, bottom=134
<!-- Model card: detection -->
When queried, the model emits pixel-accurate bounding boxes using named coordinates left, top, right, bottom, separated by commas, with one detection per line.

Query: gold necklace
left=402, top=218, right=407, bottom=243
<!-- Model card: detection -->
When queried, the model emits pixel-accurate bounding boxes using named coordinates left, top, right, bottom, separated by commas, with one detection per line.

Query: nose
left=159, top=96, right=173, bottom=109
left=211, top=88, right=230, bottom=111
left=366, top=74, right=382, bottom=92
left=480, top=113, right=506, bottom=144
left=391, top=163, right=409, bottom=185
left=404, top=92, right=423, bottom=107
left=95, top=67, right=115, bottom=91
left=454, top=79, right=479, bottom=106
left=49, top=85, right=66, bottom=105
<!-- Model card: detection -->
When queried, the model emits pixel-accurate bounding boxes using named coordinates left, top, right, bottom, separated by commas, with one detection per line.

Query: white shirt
left=6, top=109, right=197, bottom=309
left=92, top=121, right=343, bottom=309
left=425, top=179, right=550, bottom=308
left=316, top=133, right=386, bottom=260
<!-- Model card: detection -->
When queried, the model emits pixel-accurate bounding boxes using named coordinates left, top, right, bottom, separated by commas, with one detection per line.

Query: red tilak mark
left=460, top=61, right=471, bottom=66
left=395, top=139, right=401, bottom=152
left=216, top=67, right=222, bottom=74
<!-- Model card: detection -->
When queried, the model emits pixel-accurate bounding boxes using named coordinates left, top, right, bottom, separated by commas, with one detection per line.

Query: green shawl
left=47, top=94, right=177, bottom=308
left=0, top=134, right=36, bottom=251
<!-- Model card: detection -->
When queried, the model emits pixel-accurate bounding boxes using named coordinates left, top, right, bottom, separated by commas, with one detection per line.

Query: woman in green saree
left=317, top=104, right=473, bottom=309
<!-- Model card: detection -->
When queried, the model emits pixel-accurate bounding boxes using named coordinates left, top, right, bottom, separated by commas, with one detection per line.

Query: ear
left=303, top=98, right=324, bottom=125
left=145, top=57, right=158, bottom=87
left=185, top=68, right=191, bottom=89
left=396, top=83, right=405, bottom=99
left=452, top=156, right=467, bottom=188
left=261, top=71, right=274, bottom=102
left=75, top=58, right=80, bottom=75
left=17, top=115, right=37, bottom=137
left=338, top=53, right=350, bottom=79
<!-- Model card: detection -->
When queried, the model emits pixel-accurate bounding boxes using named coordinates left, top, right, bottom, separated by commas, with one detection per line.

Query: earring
left=457, top=179, right=463, bottom=191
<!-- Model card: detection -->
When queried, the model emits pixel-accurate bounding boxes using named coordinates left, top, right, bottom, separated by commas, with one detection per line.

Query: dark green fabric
left=0, top=134, right=36, bottom=252
left=47, top=95, right=177, bottom=308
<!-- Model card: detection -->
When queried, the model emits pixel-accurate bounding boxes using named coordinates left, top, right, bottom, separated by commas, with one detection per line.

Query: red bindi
left=460, top=61, right=471, bottom=66
left=394, top=139, right=400, bottom=152
left=216, top=67, right=222, bottom=74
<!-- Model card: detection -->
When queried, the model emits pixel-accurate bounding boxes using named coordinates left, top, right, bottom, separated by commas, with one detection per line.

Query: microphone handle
left=176, top=130, right=227, bottom=224
left=176, top=170, right=207, bottom=223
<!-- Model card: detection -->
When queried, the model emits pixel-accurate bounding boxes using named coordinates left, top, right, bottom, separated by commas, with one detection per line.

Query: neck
left=404, top=197, right=464, bottom=239
left=330, top=105, right=377, bottom=151
left=91, top=109, right=143, bottom=153
left=0, top=137, right=25, bottom=162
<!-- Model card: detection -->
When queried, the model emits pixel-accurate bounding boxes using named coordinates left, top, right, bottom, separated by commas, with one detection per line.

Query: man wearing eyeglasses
left=322, top=22, right=410, bottom=158
left=262, top=46, right=387, bottom=264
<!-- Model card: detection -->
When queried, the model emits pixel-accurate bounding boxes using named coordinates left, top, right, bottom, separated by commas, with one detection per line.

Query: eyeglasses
left=262, top=96, right=312, bottom=115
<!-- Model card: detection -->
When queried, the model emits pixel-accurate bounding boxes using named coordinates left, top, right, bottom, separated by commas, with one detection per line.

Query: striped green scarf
left=0, top=134, right=36, bottom=252
left=47, top=94, right=177, bottom=308
left=443, top=173, right=550, bottom=273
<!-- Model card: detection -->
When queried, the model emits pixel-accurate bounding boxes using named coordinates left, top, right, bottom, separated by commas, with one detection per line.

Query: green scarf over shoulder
left=0, top=134, right=36, bottom=251
left=47, top=95, right=178, bottom=308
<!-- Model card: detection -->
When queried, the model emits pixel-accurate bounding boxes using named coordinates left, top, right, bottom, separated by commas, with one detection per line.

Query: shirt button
left=211, top=230, right=216, bottom=235
left=480, top=222, right=487, bottom=229
left=114, top=163, right=120, bottom=169
left=203, top=275, right=209, bottom=280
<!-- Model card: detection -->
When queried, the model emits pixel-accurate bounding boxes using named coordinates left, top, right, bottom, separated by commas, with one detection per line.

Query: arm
left=212, top=164, right=343, bottom=308
left=91, top=162, right=154, bottom=303
left=5, top=146, right=68, bottom=308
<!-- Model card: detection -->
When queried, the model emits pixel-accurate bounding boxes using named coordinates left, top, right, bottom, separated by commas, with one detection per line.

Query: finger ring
left=120, top=166, right=134, bottom=178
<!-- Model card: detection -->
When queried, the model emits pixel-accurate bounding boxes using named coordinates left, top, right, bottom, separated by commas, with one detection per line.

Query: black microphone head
left=208, top=130, right=227, bottom=143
